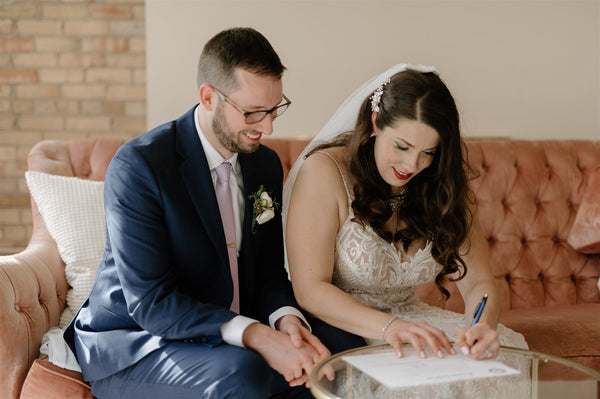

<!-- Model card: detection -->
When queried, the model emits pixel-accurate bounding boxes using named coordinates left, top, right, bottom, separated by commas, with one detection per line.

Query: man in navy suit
left=64, top=27, right=331, bottom=398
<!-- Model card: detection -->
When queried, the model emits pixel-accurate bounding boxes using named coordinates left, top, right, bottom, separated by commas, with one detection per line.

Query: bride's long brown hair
left=308, top=70, right=474, bottom=299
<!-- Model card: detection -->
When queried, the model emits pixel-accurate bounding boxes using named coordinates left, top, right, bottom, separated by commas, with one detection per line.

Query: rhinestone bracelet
left=381, top=316, right=398, bottom=341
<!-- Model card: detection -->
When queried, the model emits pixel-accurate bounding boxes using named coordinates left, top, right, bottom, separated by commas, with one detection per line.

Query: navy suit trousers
left=90, top=342, right=279, bottom=399
left=89, top=318, right=365, bottom=399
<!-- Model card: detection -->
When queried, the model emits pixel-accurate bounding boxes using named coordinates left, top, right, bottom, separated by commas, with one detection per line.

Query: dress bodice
left=334, top=213, right=442, bottom=312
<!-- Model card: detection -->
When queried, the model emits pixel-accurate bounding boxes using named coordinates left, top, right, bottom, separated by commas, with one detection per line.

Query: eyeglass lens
left=245, top=103, right=289, bottom=124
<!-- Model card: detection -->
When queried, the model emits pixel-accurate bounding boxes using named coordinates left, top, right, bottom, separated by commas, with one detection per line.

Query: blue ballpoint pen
left=470, top=294, right=488, bottom=328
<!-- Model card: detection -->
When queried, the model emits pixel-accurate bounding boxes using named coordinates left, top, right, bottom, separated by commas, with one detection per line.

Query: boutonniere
left=249, top=185, right=279, bottom=234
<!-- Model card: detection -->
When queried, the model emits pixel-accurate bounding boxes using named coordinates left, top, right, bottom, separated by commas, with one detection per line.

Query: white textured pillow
left=25, top=171, right=105, bottom=328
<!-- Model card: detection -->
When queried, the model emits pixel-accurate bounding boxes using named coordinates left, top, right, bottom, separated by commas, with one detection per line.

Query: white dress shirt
left=194, top=106, right=308, bottom=348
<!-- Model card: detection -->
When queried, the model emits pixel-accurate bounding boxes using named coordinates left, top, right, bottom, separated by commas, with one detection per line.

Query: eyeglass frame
left=211, top=86, right=291, bottom=124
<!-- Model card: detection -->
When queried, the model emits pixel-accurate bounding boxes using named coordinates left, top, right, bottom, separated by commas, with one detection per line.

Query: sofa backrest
left=418, top=140, right=600, bottom=313
left=27, top=138, right=600, bottom=313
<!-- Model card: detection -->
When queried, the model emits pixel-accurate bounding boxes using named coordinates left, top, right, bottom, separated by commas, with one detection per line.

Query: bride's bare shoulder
left=304, top=145, right=348, bottom=169
left=296, top=146, right=349, bottom=190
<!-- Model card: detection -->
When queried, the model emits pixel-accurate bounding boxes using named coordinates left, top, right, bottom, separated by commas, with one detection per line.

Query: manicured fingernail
left=437, top=350, right=444, bottom=358
left=450, top=347, right=456, bottom=355
left=396, top=351, right=403, bottom=358
left=419, top=351, right=426, bottom=359
left=461, top=346, right=470, bottom=355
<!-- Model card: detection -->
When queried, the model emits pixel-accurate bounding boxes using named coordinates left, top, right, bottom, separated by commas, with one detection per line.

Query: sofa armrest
left=0, top=227, right=67, bottom=399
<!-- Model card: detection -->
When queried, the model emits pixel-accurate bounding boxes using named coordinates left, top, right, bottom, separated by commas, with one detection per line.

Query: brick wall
left=0, top=0, right=146, bottom=254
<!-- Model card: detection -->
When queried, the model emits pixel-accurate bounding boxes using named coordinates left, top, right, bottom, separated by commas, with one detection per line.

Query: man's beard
left=212, top=103, right=260, bottom=154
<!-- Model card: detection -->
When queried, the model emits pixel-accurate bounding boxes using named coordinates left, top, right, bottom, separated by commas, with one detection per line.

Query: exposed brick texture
left=0, top=0, right=146, bottom=254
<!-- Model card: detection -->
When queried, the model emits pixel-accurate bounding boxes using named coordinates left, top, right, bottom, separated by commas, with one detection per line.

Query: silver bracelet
left=381, top=316, right=398, bottom=340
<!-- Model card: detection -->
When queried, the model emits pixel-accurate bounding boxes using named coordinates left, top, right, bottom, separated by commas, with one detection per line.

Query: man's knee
left=216, top=348, right=273, bottom=397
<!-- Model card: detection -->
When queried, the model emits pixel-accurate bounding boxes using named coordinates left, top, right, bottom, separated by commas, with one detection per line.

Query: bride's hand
left=384, top=319, right=455, bottom=358
left=455, top=322, right=499, bottom=360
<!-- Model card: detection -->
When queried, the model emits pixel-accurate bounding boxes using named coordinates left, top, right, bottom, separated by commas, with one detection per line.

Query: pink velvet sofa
left=1, top=137, right=599, bottom=399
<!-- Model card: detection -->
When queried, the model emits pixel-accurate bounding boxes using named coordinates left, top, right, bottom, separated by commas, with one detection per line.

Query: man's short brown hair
left=197, top=27, right=286, bottom=91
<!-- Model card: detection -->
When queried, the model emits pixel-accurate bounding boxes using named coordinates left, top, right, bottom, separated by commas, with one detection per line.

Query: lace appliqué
left=334, top=215, right=440, bottom=312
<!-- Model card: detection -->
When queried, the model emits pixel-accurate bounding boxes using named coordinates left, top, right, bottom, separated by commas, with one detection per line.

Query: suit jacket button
left=201, top=337, right=208, bottom=343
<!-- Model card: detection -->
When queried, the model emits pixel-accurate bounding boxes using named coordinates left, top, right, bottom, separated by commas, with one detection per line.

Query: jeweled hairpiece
left=370, top=78, right=391, bottom=113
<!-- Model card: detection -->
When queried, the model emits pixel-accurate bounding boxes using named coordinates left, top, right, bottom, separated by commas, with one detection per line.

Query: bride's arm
left=286, top=152, right=453, bottom=358
left=454, top=207, right=501, bottom=359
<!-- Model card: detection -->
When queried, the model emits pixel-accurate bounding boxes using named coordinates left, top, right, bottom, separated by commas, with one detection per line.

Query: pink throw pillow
left=568, top=166, right=600, bottom=253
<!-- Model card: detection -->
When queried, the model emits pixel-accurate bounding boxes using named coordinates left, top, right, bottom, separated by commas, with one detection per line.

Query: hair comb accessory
left=369, top=64, right=439, bottom=113
left=370, top=78, right=390, bottom=112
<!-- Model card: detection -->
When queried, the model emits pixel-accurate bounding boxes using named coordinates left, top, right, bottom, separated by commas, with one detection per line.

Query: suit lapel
left=239, top=153, right=259, bottom=257
left=238, top=152, right=263, bottom=308
left=175, top=107, right=228, bottom=266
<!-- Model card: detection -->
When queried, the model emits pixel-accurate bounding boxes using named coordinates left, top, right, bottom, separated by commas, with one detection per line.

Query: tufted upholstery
left=418, top=141, right=600, bottom=310
left=1, top=138, right=599, bottom=399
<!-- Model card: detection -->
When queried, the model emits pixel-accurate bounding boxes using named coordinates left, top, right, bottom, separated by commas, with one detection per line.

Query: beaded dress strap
left=315, top=151, right=352, bottom=210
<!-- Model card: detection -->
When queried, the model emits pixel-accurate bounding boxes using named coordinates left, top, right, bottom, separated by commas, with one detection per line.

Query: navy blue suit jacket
left=65, top=106, right=297, bottom=382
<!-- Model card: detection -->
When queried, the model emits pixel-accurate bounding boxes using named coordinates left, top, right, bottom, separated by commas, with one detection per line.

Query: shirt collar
left=194, top=105, right=240, bottom=173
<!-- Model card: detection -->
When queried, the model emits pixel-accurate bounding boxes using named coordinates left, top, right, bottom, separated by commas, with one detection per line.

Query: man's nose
left=256, top=115, right=274, bottom=136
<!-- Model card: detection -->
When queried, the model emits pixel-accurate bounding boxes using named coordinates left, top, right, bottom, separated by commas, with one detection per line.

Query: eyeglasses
left=211, top=86, right=291, bottom=124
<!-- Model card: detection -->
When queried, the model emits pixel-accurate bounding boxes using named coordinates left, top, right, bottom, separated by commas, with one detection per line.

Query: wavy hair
left=309, top=70, right=474, bottom=299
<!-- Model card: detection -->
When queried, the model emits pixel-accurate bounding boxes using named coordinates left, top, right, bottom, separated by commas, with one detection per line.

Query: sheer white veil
left=282, top=63, right=438, bottom=271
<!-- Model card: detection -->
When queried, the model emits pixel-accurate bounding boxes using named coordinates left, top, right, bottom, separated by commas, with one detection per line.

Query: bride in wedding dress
left=283, top=64, right=529, bottom=398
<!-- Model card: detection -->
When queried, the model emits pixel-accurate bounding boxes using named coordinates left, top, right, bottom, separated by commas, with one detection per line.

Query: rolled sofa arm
left=0, top=210, right=68, bottom=399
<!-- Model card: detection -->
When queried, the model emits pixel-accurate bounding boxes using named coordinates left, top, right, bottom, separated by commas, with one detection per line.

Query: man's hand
left=243, top=321, right=329, bottom=387
left=276, top=315, right=332, bottom=385
left=276, top=315, right=328, bottom=352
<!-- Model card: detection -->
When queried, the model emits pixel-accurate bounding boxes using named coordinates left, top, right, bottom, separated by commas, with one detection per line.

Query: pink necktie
left=214, top=162, right=240, bottom=313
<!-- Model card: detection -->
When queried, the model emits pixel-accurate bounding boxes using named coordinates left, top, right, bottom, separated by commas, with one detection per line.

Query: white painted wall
left=146, top=0, right=600, bottom=140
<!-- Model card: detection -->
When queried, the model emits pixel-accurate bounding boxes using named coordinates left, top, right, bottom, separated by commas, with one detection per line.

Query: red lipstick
left=393, top=168, right=411, bottom=181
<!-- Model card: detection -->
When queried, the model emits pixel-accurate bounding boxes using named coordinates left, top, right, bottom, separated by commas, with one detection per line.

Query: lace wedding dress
left=323, top=152, right=530, bottom=398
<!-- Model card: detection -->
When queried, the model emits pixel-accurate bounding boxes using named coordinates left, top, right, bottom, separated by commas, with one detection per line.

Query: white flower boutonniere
left=250, top=185, right=279, bottom=234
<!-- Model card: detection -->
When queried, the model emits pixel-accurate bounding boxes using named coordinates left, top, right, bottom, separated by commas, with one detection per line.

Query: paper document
left=343, top=347, right=520, bottom=388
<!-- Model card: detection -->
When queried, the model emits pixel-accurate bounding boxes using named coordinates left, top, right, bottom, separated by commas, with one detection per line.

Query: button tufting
left=521, top=237, right=527, bottom=245
left=14, top=304, right=20, bottom=312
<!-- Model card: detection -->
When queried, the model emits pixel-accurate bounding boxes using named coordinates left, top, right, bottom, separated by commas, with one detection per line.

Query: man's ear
left=198, top=84, right=216, bottom=111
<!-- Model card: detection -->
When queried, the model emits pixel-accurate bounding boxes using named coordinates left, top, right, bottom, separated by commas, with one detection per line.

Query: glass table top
left=310, top=344, right=600, bottom=399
